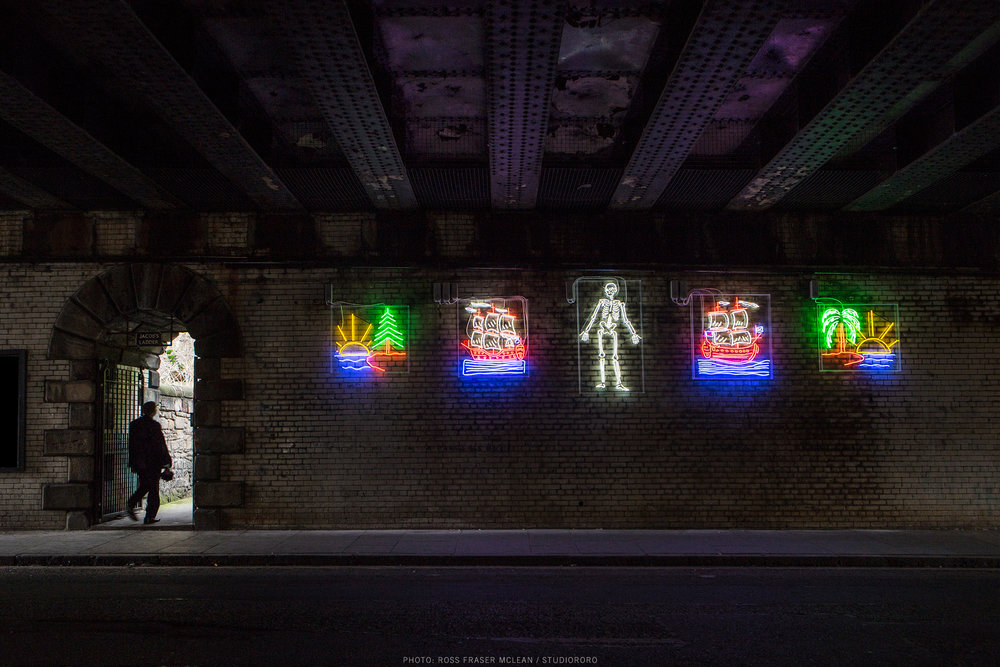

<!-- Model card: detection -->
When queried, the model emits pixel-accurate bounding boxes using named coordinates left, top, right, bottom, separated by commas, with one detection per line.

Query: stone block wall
left=156, top=383, right=193, bottom=502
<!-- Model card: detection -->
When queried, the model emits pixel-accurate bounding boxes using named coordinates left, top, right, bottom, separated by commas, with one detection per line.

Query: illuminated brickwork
left=91, top=211, right=138, bottom=256
left=2, top=212, right=1000, bottom=530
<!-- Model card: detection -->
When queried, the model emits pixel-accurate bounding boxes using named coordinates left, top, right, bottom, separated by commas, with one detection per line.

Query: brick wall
left=2, top=210, right=998, bottom=530
left=91, top=211, right=138, bottom=256
left=210, top=266, right=1000, bottom=529
left=0, top=264, right=97, bottom=529
left=0, top=212, right=26, bottom=257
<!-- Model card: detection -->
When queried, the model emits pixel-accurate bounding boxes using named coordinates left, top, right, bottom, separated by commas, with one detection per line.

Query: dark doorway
left=95, top=362, right=144, bottom=522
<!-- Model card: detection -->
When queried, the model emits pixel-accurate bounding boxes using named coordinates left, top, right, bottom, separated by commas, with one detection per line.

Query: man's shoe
left=143, top=518, right=160, bottom=525
left=126, top=507, right=137, bottom=521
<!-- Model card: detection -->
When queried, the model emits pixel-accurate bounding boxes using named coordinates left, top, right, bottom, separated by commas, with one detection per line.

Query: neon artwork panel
left=574, top=277, right=643, bottom=392
left=692, top=294, right=771, bottom=379
left=818, top=304, right=899, bottom=372
left=459, top=297, right=528, bottom=377
left=332, top=304, right=409, bottom=374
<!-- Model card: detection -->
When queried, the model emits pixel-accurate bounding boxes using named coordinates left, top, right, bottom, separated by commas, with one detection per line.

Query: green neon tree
left=371, top=307, right=405, bottom=352
left=822, top=307, right=862, bottom=351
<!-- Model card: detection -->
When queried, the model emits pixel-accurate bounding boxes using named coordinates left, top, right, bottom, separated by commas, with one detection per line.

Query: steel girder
left=728, top=0, right=1000, bottom=211
left=31, top=0, right=302, bottom=211
left=0, top=71, right=179, bottom=210
left=272, top=0, right=417, bottom=210
left=846, top=105, right=1000, bottom=211
left=610, top=0, right=782, bottom=210
left=0, top=166, right=70, bottom=210
left=486, top=0, right=565, bottom=210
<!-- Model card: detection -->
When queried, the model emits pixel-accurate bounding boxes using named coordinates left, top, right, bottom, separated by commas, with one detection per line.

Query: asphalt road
left=1, top=567, right=997, bottom=666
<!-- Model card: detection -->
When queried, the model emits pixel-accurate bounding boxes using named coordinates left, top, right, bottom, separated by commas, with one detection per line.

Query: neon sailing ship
left=701, top=298, right=763, bottom=364
left=461, top=299, right=526, bottom=376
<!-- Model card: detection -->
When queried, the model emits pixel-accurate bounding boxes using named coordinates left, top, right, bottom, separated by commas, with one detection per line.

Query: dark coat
left=127, top=415, right=171, bottom=475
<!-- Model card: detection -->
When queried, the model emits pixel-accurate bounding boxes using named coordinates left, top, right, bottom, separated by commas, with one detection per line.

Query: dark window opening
left=0, top=351, right=26, bottom=471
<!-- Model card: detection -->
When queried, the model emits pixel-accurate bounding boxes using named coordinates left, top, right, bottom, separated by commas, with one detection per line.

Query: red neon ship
left=701, top=298, right=762, bottom=365
left=462, top=301, right=526, bottom=361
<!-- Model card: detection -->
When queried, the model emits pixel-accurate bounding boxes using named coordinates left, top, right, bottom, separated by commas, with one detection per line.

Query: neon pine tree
left=371, top=307, right=405, bottom=353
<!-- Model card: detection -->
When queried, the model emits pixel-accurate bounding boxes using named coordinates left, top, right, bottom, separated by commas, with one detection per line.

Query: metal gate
left=97, top=363, right=144, bottom=522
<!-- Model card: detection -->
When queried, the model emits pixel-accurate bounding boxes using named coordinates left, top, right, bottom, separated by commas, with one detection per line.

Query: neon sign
left=574, top=277, right=644, bottom=392
left=693, top=293, right=772, bottom=379
left=819, top=304, right=899, bottom=372
left=332, top=304, right=409, bottom=374
left=459, top=297, right=528, bottom=377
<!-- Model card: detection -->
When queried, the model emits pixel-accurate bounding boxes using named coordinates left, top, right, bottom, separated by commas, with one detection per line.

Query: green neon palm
left=822, top=308, right=861, bottom=349
left=371, top=308, right=405, bottom=351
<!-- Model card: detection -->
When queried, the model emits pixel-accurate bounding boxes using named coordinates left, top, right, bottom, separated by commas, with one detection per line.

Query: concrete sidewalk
left=2, top=498, right=998, bottom=567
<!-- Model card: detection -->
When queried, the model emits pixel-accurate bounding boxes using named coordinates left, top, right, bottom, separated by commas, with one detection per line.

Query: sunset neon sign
left=819, top=304, right=899, bottom=372
left=333, top=304, right=409, bottom=374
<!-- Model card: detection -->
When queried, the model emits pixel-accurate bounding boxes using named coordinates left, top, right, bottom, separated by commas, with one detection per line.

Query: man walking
left=126, top=401, right=172, bottom=525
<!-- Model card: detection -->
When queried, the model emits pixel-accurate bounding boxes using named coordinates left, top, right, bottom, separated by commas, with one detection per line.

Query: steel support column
left=486, top=1, right=564, bottom=210
left=610, top=0, right=782, bottom=210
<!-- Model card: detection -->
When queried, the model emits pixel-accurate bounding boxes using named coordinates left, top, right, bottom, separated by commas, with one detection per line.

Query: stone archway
left=42, top=263, right=245, bottom=530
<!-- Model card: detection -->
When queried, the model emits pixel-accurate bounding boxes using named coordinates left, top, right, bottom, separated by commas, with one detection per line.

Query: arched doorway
left=43, top=264, right=245, bottom=530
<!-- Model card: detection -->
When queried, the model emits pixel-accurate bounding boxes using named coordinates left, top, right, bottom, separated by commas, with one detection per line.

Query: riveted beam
left=729, top=0, right=1000, bottom=211
left=0, top=166, right=71, bottom=209
left=0, top=71, right=179, bottom=209
left=846, top=104, right=1000, bottom=211
left=31, top=0, right=303, bottom=211
left=610, top=0, right=783, bottom=210
left=486, top=0, right=564, bottom=209
left=271, top=0, right=417, bottom=210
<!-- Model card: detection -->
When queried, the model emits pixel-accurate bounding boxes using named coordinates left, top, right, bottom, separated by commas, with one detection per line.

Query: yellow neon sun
left=335, top=313, right=374, bottom=354
left=854, top=309, right=899, bottom=355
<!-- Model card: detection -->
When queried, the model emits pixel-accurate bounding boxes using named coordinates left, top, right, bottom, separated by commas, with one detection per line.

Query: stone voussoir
left=44, top=380, right=96, bottom=403
left=44, top=429, right=95, bottom=456
left=195, top=481, right=243, bottom=508
left=42, top=483, right=91, bottom=511
left=194, top=426, right=244, bottom=454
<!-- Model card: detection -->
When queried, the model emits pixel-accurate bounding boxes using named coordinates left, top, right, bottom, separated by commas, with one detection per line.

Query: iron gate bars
left=98, top=363, right=143, bottom=522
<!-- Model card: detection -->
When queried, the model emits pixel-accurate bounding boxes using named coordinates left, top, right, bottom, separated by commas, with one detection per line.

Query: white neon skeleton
left=579, top=281, right=641, bottom=390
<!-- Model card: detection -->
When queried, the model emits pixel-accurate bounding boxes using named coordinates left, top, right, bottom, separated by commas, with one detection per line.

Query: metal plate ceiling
left=30, top=0, right=303, bottom=211
left=0, top=166, right=71, bottom=209
left=847, top=106, right=1000, bottom=211
left=272, top=0, right=418, bottom=210
left=538, top=167, right=621, bottom=210
left=610, top=0, right=784, bottom=209
left=486, top=0, right=564, bottom=209
left=0, top=1, right=995, bottom=216
left=729, top=0, right=1000, bottom=210
left=411, top=167, right=490, bottom=209
left=0, top=71, right=180, bottom=209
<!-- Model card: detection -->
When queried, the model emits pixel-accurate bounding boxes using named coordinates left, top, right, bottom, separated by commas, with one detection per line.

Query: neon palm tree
left=821, top=307, right=862, bottom=354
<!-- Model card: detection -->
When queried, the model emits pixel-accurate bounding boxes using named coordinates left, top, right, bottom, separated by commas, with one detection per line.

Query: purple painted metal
left=272, top=0, right=418, bottom=210
left=611, top=0, right=784, bottom=210
left=729, top=0, right=1000, bottom=211
left=486, top=0, right=564, bottom=210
